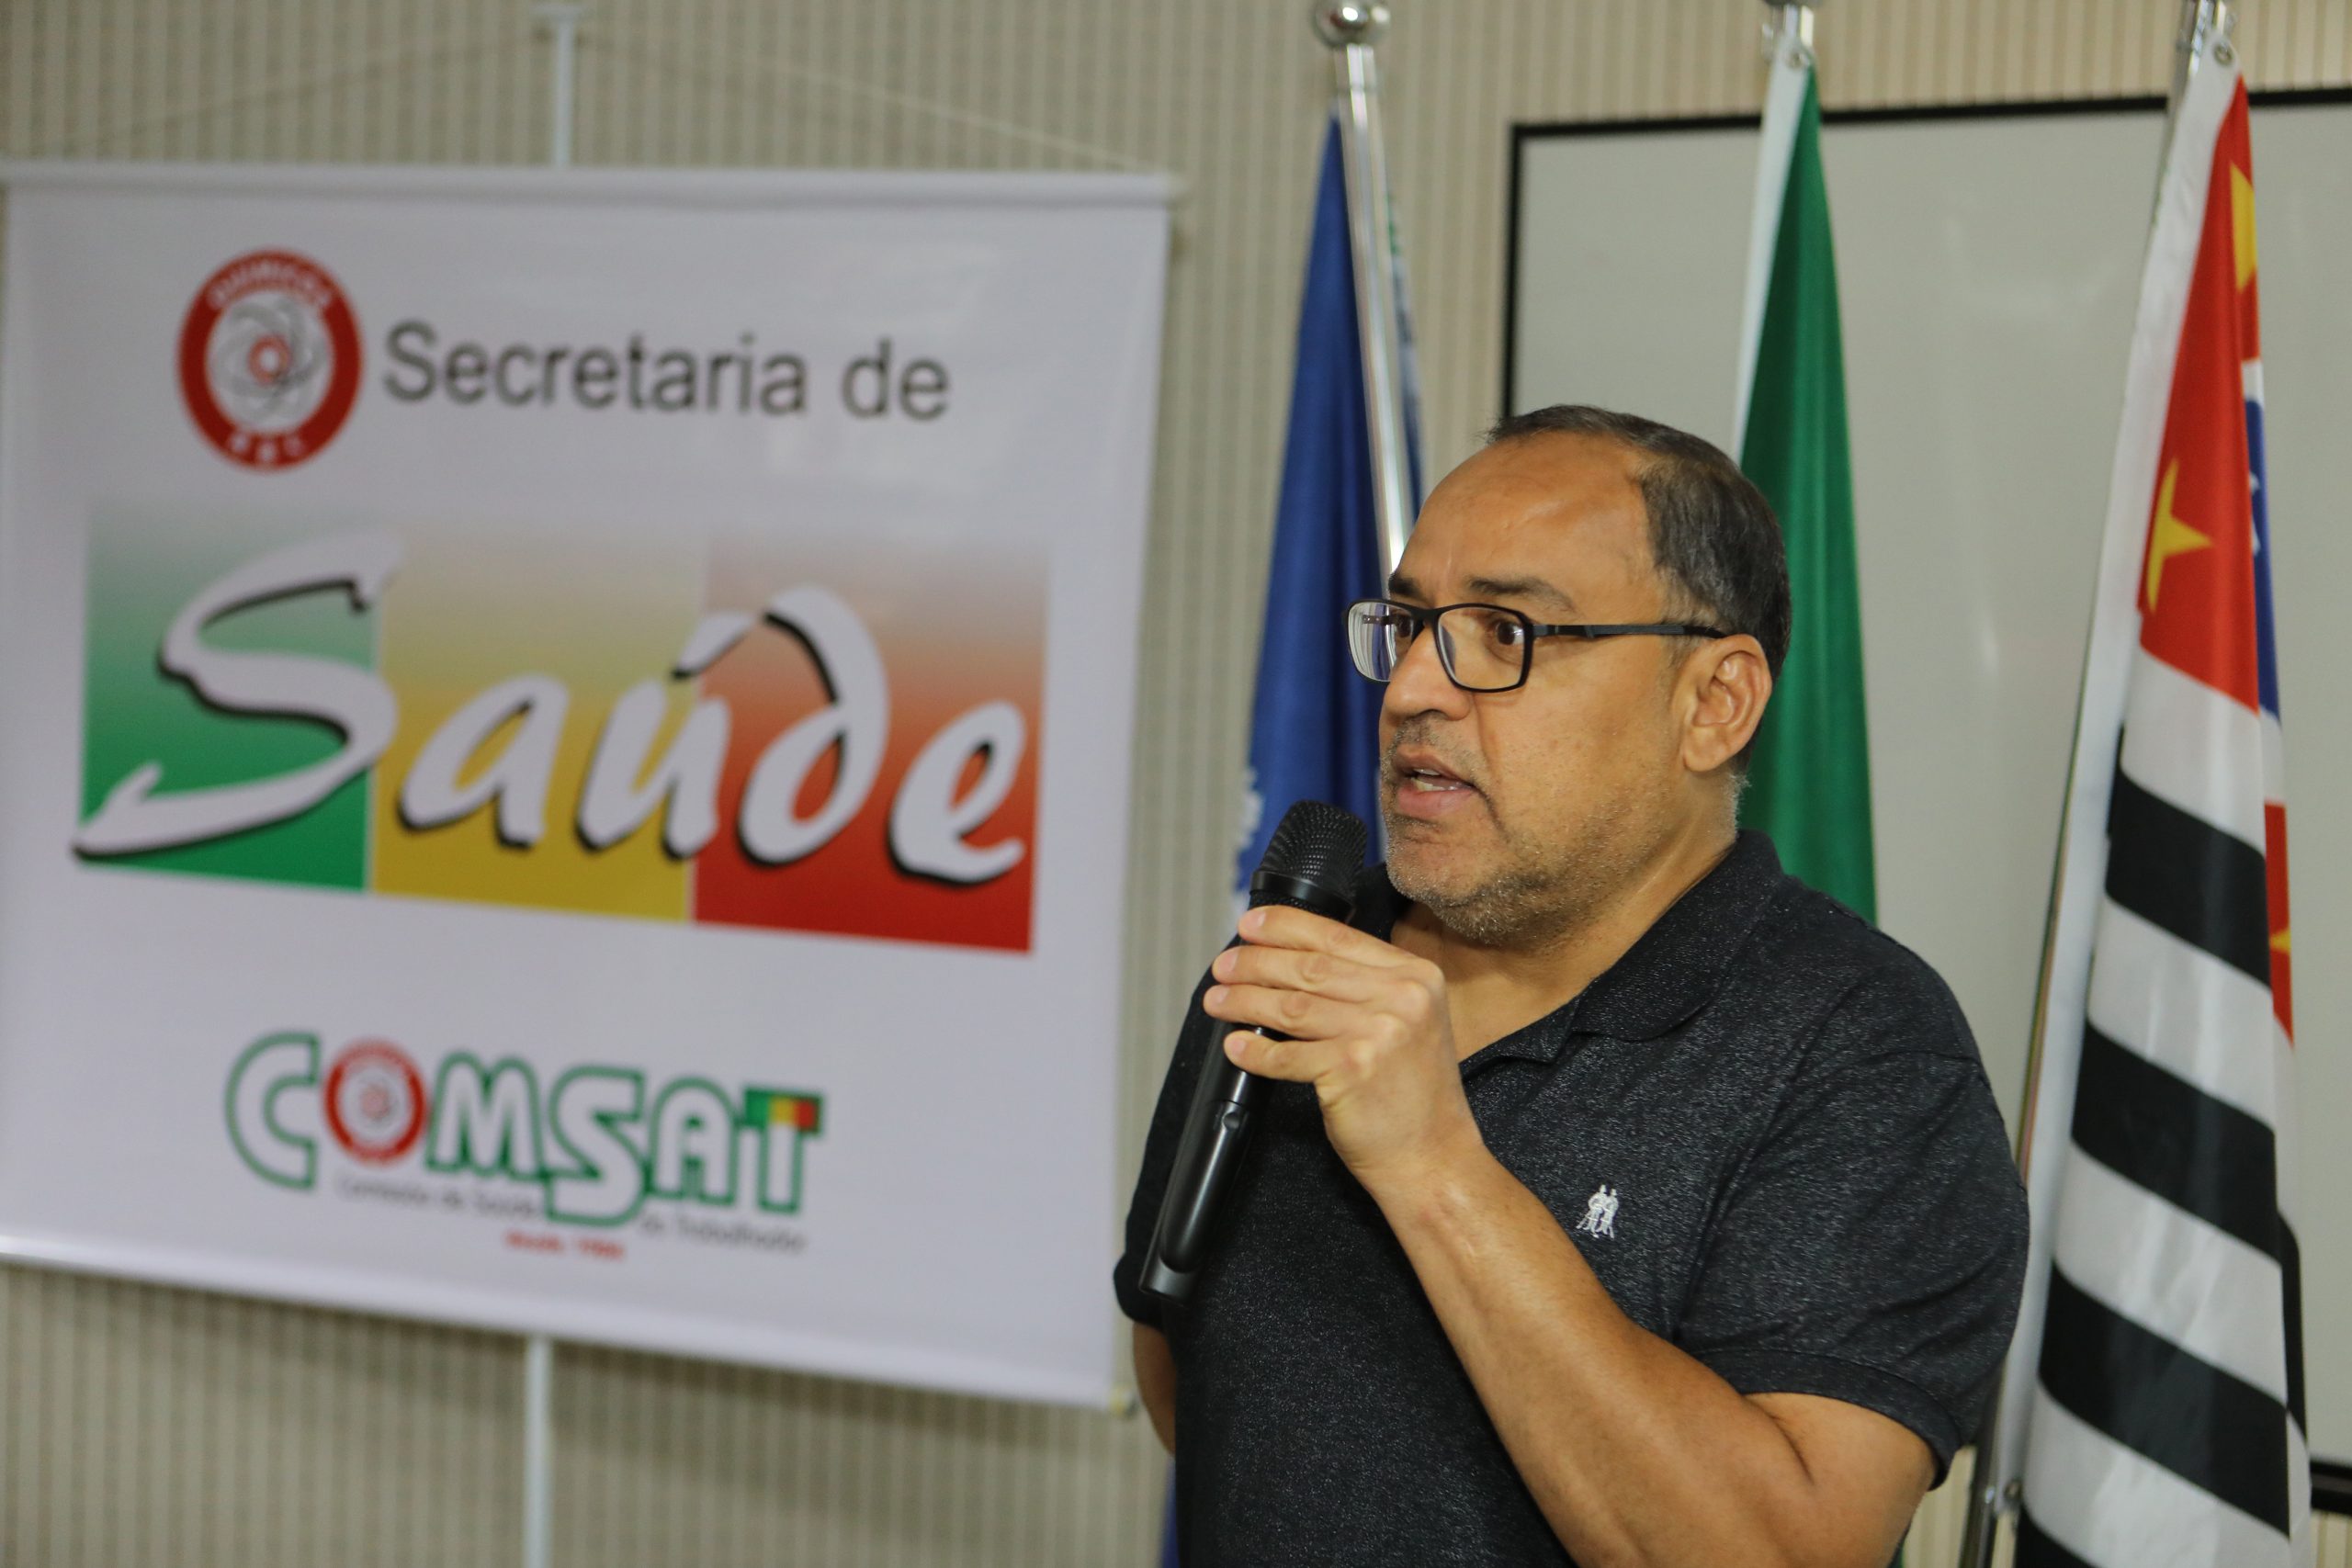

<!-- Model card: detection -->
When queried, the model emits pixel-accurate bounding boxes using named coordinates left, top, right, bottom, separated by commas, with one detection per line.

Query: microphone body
left=1141, top=802, right=1366, bottom=1303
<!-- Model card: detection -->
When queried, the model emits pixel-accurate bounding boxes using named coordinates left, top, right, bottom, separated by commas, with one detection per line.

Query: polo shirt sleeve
left=1673, top=966, right=2030, bottom=1482
left=1112, top=958, right=1227, bottom=1332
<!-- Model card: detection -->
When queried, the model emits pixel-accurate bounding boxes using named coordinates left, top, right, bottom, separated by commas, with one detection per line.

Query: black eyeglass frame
left=1346, top=598, right=1732, bottom=694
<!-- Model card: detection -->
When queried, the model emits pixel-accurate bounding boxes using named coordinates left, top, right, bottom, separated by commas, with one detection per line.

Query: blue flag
left=1233, top=119, right=1419, bottom=897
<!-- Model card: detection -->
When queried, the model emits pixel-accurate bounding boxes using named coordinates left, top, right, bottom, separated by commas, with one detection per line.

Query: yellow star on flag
left=2232, top=165, right=2258, bottom=290
left=2145, top=461, right=2211, bottom=613
left=2272, top=927, right=2290, bottom=955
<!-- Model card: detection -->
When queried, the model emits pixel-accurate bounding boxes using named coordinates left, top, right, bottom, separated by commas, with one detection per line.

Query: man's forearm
left=1369, top=1142, right=1880, bottom=1568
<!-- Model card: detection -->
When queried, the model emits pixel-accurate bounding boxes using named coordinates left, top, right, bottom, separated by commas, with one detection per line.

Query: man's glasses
left=1345, top=599, right=1729, bottom=694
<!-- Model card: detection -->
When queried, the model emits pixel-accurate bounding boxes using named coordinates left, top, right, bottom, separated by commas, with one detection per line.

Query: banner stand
left=523, top=1331, right=554, bottom=1568
left=518, top=13, right=581, bottom=1564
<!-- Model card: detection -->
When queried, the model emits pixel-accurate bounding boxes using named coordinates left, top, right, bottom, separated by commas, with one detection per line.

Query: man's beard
left=1381, top=762, right=1667, bottom=952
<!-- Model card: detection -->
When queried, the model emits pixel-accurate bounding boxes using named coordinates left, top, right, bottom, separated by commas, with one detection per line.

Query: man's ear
left=1680, top=635, right=1771, bottom=775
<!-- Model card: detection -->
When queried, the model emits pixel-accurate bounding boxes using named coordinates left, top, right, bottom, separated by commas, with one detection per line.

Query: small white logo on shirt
left=1575, top=1184, right=1619, bottom=1240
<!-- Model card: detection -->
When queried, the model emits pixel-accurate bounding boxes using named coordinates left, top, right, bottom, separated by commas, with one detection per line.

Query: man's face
left=1379, top=434, right=1698, bottom=944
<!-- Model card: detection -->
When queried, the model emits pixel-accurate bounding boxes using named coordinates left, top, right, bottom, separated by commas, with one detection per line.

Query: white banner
left=0, top=163, right=1168, bottom=1404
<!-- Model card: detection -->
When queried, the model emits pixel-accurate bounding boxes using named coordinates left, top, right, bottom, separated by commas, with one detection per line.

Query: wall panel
left=3, top=2, right=2344, bottom=1562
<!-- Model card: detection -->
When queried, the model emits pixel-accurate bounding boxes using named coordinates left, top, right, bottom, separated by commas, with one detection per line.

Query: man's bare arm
left=1134, top=1323, right=1177, bottom=1454
left=1378, top=1144, right=1930, bottom=1568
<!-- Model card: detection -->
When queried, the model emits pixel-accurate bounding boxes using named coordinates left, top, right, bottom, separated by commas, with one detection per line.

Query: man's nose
left=1381, top=624, right=1473, bottom=722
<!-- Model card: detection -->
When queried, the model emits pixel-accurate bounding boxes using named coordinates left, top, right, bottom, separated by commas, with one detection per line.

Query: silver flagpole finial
left=1312, top=3, right=1390, bottom=50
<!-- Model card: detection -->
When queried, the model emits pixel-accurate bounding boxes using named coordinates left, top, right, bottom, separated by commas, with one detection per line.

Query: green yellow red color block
left=77, top=512, right=1045, bottom=952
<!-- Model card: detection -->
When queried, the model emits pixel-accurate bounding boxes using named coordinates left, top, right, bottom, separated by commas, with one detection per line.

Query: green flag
left=1735, top=51, right=1876, bottom=921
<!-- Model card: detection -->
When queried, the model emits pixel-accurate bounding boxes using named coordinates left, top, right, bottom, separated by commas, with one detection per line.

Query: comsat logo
left=226, top=1032, right=824, bottom=1225
left=178, top=251, right=363, bottom=470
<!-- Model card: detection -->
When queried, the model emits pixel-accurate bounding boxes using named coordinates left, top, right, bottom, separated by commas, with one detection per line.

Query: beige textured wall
left=3, top=3, right=2346, bottom=1564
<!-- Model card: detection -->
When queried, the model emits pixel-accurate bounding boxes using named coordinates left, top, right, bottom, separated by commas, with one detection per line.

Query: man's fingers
left=1221, top=1029, right=1338, bottom=1083
left=1204, top=982, right=1349, bottom=1041
left=1237, top=904, right=1415, bottom=967
left=1210, top=942, right=1382, bottom=1001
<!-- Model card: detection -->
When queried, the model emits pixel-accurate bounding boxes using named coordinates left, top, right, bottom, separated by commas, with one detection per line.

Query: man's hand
left=1201, top=904, right=1485, bottom=1193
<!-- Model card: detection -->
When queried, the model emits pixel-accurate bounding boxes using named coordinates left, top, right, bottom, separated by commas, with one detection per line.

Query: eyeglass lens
left=1348, top=603, right=1530, bottom=692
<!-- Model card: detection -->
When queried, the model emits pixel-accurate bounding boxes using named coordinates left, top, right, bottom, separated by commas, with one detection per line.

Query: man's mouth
left=1399, top=765, right=1472, bottom=793
left=1390, top=749, right=1478, bottom=797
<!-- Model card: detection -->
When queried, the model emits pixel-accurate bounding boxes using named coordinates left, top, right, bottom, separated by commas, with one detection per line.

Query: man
left=1114, top=406, right=2028, bottom=1568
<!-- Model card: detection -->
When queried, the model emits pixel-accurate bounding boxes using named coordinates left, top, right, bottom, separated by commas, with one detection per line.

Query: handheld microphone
left=1140, top=800, right=1368, bottom=1303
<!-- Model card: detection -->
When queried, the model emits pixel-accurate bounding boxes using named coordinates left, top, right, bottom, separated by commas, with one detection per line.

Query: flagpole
left=2151, top=0, right=2234, bottom=221
left=1311, top=2, right=1414, bottom=578
left=1734, top=2, right=1813, bottom=452
left=1952, top=6, right=2234, bottom=1565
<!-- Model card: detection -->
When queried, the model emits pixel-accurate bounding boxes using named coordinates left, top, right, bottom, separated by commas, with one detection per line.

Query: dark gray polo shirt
left=1114, top=831, right=2029, bottom=1568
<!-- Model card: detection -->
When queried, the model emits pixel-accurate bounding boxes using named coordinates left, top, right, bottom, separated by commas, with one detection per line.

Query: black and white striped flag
left=1984, top=32, right=2310, bottom=1568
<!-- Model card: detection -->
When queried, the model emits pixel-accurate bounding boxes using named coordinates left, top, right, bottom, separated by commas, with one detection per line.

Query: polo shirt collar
left=1558, top=829, right=1786, bottom=1046
left=1370, top=829, right=1789, bottom=1067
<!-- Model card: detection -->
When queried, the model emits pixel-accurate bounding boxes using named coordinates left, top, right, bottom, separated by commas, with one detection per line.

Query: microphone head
left=1250, top=801, right=1369, bottom=915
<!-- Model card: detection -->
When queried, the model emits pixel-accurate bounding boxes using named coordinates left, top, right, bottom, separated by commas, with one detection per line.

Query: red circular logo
left=177, top=250, right=362, bottom=470
left=322, top=1040, right=427, bottom=1165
